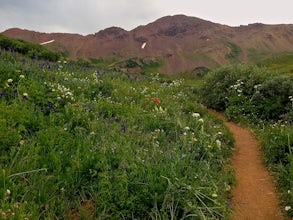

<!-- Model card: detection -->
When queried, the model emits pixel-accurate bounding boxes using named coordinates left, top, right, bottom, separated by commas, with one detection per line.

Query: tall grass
left=0, top=48, right=234, bottom=219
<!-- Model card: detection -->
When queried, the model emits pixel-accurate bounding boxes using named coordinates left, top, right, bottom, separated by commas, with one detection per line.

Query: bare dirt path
left=209, top=110, right=284, bottom=220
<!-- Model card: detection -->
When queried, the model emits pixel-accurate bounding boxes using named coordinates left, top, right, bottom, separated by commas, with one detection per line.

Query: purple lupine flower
left=48, top=102, right=54, bottom=109
left=1, top=91, right=6, bottom=97
left=40, top=106, right=45, bottom=113
left=23, top=93, right=28, bottom=101
left=46, top=61, right=51, bottom=69
left=121, top=124, right=126, bottom=133
left=46, top=89, right=53, bottom=93
left=115, top=118, right=120, bottom=123
left=13, top=89, right=18, bottom=98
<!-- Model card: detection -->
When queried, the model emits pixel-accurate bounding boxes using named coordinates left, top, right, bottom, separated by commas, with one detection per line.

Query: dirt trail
left=210, top=111, right=284, bottom=220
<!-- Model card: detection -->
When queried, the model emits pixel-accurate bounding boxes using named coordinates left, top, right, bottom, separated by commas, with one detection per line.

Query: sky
left=0, top=0, right=293, bottom=35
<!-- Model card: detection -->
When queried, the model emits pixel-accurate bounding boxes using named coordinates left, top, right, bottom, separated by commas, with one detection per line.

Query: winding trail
left=210, top=111, right=284, bottom=220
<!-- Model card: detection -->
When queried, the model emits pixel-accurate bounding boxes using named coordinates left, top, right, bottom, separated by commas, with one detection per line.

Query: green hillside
left=0, top=39, right=234, bottom=219
left=0, top=34, right=61, bottom=61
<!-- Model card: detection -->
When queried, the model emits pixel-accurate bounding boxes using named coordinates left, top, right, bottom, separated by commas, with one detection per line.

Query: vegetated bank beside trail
left=209, top=110, right=284, bottom=220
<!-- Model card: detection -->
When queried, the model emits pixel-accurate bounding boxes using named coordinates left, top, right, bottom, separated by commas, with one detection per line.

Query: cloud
left=0, top=0, right=161, bottom=34
left=0, top=0, right=292, bottom=35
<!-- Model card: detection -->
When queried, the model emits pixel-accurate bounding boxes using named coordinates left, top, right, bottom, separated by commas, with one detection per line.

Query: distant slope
left=0, top=34, right=60, bottom=61
left=3, top=15, right=293, bottom=74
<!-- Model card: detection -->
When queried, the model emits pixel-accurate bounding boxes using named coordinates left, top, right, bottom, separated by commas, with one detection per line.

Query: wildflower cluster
left=163, top=79, right=185, bottom=87
left=1, top=189, right=30, bottom=219
left=45, top=82, right=75, bottom=101
left=1, top=75, right=28, bottom=101
left=253, top=84, right=262, bottom=93
left=230, top=79, right=244, bottom=96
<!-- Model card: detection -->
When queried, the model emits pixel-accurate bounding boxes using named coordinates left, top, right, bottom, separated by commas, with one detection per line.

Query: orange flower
left=152, top=97, right=161, bottom=105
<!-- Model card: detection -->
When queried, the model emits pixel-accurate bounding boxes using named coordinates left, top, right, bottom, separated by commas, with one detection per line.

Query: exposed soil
left=210, top=111, right=284, bottom=220
left=228, top=121, right=284, bottom=219
left=4, top=15, right=293, bottom=74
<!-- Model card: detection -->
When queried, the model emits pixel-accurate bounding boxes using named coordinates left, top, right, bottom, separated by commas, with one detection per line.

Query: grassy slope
left=0, top=40, right=234, bottom=219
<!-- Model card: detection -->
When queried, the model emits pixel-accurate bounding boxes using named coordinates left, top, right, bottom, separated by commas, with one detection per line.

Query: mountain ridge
left=3, top=15, right=293, bottom=74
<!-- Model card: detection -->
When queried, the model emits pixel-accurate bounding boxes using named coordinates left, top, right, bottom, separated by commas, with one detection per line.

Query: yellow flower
left=4, top=83, right=10, bottom=88
left=212, top=193, right=218, bottom=198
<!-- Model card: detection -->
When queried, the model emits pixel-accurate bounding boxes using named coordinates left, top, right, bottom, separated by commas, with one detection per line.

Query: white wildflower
left=285, top=206, right=291, bottom=211
left=6, top=189, right=11, bottom=196
left=216, top=139, right=222, bottom=148
left=192, top=113, right=200, bottom=118
left=198, top=118, right=204, bottom=123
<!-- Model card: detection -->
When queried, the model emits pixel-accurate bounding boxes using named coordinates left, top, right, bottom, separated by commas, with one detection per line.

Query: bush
left=200, top=64, right=293, bottom=123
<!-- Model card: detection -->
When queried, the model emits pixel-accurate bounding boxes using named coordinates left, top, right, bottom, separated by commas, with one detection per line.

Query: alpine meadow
left=1, top=14, right=293, bottom=220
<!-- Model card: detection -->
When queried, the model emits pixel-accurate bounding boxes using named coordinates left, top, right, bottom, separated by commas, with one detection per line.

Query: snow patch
left=40, top=40, right=55, bottom=45
left=141, top=42, right=147, bottom=49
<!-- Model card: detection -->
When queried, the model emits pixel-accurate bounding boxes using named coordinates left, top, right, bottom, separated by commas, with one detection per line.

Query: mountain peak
left=95, top=27, right=128, bottom=37
left=2, top=15, right=293, bottom=74
left=154, top=14, right=214, bottom=24
left=132, top=14, right=223, bottom=37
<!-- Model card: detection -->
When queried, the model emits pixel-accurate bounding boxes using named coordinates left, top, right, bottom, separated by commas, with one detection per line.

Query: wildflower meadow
left=0, top=41, right=234, bottom=219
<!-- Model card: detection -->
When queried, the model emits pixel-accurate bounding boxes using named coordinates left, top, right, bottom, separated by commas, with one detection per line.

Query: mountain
left=3, top=15, right=293, bottom=74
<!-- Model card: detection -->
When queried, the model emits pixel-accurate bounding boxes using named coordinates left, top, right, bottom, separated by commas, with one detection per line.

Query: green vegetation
left=222, top=40, right=242, bottom=63
left=200, top=64, right=293, bottom=217
left=247, top=48, right=274, bottom=64
left=247, top=49, right=293, bottom=74
left=3, top=34, right=293, bottom=219
left=0, top=46, right=234, bottom=219
left=259, top=51, right=293, bottom=74
left=0, top=34, right=61, bottom=61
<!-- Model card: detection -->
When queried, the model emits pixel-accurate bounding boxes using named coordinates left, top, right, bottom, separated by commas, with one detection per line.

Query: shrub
left=200, top=64, right=293, bottom=123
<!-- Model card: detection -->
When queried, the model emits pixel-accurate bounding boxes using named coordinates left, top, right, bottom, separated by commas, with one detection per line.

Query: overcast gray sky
left=1, top=0, right=293, bottom=35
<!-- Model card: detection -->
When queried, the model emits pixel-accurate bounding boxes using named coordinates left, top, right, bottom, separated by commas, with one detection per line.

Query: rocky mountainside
left=3, top=15, right=293, bottom=74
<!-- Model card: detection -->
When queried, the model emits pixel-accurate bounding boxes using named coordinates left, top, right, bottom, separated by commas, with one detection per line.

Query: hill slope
left=3, top=15, right=293, bottom=74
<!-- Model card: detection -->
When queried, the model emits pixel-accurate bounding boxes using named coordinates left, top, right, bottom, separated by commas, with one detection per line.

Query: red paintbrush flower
left=152, top=97, right=160, bottom=105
